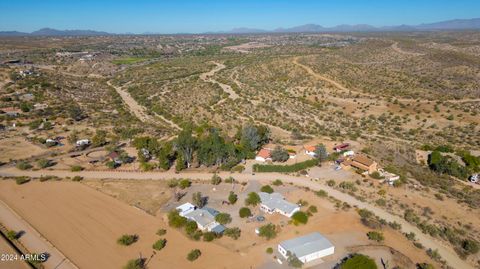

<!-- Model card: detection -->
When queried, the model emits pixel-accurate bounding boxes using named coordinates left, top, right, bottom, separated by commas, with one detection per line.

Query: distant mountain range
left=1, top=18, right=480, bottom=36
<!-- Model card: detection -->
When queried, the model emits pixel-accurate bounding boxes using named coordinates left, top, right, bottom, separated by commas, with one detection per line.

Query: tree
left=202, top=232, right=216, bottom=242
left=187, top=249, right=202, bottom=261
left=152, top=239, right=167, bottom=250
left=192, top=192, right=207, bottom=208
left=156, top=229, right=167, bottom=236
left=178, top=179, right=191, bottom=189
left=245, top=192, right=261, bottom=206
left=197, top=128, right=231, bottom=166
left=16, top=161, right=32, bottom=170
left=175, top=126, right=197, bottom=168
left=37, top=159, right=52, bottom=168
left=117, top=234, right=138, bottom=246
left=185, top=220, right=198, bottom=235
left=314, top=144, right=328, bottom=161
left=123, top=258, right=145, bottom=269
left=168, top=210, right=187, bottom=228
left=158, top=141, right=175, bottom=170
left=215, top=213, right=232, bottom=225
left=260, top=185, right=274, bottom=194
left=92, top=130, right=107, bottom=147
left=340, top=254, right=377, bottom=269
left=240, top=124, right=261, bottom=152
left=291, top=211, right=308, bottom=225
left=211, top=174, right=222, bottom=185
left=67, top=105, right=85, bottom=121
left=287, top=252, right=304, bottom=268
left=271, top=146, right=289, bottom=162
left=175, top=155, right=186, bottom=171
left=239, top=207, right=252, bottom=218
left=258, top=223, right=277, bottom=240
left=228, top=191, right=238, bottom=204
left=223, top=227, right=241, bottom=240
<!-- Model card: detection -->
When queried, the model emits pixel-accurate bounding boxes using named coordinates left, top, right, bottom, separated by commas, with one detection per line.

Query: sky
left=1, top=0, right=479, bottom=34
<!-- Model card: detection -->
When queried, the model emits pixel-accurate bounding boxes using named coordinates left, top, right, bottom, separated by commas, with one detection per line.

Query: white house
left=176, top=202, right=196, bottom=217
left=258, top=192, right=300, bottom=218
left=76, top=139, right=91, bottom=147
left=278, top=232, right=335, bottom=264
left=183, top=206, right=225, bottom=234
left=304, top=145, right=316, bottom=157
left=255, top=148, right=272, bottom=162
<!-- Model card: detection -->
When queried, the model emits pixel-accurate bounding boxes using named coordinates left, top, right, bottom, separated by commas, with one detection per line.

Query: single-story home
left=304, top=145, right=317, bottom=157
left=351, top=154, right=378, bottom=174
left=278, top=232, right=335, bottom=263
left=333, top=143, right=350, bottom=152
left=76, top=139, right=91, bottom=147
left=256, top=148, right=272, bottom=162
left=184, top=206, right=225, bottom=233
left=258, top=192, right=300, bottom=218
left=176, top=202, right=196, bottom=217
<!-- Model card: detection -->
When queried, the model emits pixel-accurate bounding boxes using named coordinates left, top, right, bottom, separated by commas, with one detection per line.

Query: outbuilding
left=278, top=232, right=334, bottom=263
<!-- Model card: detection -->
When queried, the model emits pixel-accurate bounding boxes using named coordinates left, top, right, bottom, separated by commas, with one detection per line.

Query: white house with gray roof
left=258, top=192, right=300, bottom=218
left=278, top=232, right=334, bottom=263
left=182, top=206, right=225, bottom=234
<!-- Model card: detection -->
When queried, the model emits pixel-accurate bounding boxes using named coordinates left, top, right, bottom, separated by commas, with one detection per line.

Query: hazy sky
left=1, top=0, right=479, bottom=33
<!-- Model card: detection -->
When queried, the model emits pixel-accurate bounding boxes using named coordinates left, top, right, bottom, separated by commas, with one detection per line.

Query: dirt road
left=0, top=200, right=78, bottom=269
left=0, top=168, right=473, bottom=269
left=200, top=62, right=240, bottom=105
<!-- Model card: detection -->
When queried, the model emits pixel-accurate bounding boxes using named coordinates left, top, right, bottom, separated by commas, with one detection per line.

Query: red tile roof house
left=304, top=145, right=317, bottom=157
left=333, top=143, right=350, bottom=152
left=255, top=148, right=272, bottom=162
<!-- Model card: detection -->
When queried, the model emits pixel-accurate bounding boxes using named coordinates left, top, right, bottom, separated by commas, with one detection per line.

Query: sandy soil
left=0, top=238, right=30, bottom=269
left=0, top=138, right=48, bottom=162
left=0, top=180, right=257, bottom=269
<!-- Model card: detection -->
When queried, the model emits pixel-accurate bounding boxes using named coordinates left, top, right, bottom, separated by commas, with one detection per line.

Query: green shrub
left=272, top=179, right=283, bottom=186
left=266, top=247, right=273, bottom=254
left=228, top=191, right=238, bottom=204
left=6, top=230, right=17, bottom=240
left=291, top=211, right=308, bottom=225
left=245, top=192, right=261, bottom=206
left=168, top=210, right=187, bottom=228
left=152, top=239, right=167, bottom=250
left=16, top=161, right=32, bottom=170
left=72, top=176, right=83, bottom=182
left=202, top=232, right=216, bottom=242
left=315, top=190, right=328, bottom=197
left=215, top=213, right=232, bottom=225
left=178, top=179, right=191, bottom=189
left=15, top=177, right=30, bottom=185
left=253, top=159, right=319, bottom=173
left=156, top=229, right=167, bottom=236
left=71, top=165, right=84, bottom=172
left=224, top=227, right=241, bottom=240
left=117, top=234, right=138, bottom=246
left=37, top=159, right=52, bottom=168
left=211, top=174, right=222, bottom=185
left=340, top=254, right=377, bottom=269
left=260, top=185, right=274, bottom=194
left=239, top=207, right=252, bottom=218
left=258, top=223, right=277, bottom=240
left=123, top=258, right=145, bottom=269
left=366, top=231, right=384, bottom=242
left=187, top=249, right=201, bottom=261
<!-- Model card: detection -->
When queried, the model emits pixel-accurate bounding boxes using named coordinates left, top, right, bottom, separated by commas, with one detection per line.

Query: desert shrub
left=185, top=220, right=198, bottom=235
left=123, top=258, right=145, bottom=269
left=315, top=190, right=328, bottom=197
left=202, top=232, right=216, bottom=242
left=15, top=177, right=30, bottom=185
left=117, top=234, right=138, bottom=246
left=327, top=179, right=336, bottom=187
left=37, top=159, right=52, bottom=168
left=224, top=176, right=235, bottom=183
left=426, top=248, right=442, bottom=262
left=156, top=229, right=167, bottom=236
left=72, top=176, right=83, bottom=182
left=211, top=174, right=222, bottom=185
left=271, top=146, right=289, bottom=162
left=224, top=227, right=241, bottom=240
left=461, top=239, right=479, bottom=255
left=215, top=213, right=232, bottom=225
left=70, top=165, right=84, bottom=172
left=168, top=210, right=187, bottom=228
left=388, top=221, right=402, bottom=230
left=416, top=263, right=435, bottom=269
left=239, top=207, right=252, bottom=218
left=367, top=231, right=384, bottom=242
left=167, top=179, right=178, bottom=188
left=152, top=239, right=167, bottom=250
left=339, top=181, right=357, bottom=192
left=6, top=230, right=17, bottom=240
left=272, top=179, right=283, bottom=186
left=258, top=223, right=277, bottom=240
left=287, top=253, right=304, bottom=268
left=253, top=159, right=319, bottom=173
left=340, top=254, right=377, bottom=269
left=307, top=205, right=318, bottom=214
left=375, top=199, right=386, bottom=207
left=291, top=211, right=308, bottom=225
left=178, top=179, right=191, bottom=189
left=245, top=192, right=261, bottom=206
left=260, top=185, right=274, bottom=193
left=16, top=161, right=32, bottom=170
left=266, top=247, right=273, bottom=254
left=228, top=191, right=238, bottom=204
left=187, top=249, right=201, bottom=261
left=370, top=171, right=383, bottom=179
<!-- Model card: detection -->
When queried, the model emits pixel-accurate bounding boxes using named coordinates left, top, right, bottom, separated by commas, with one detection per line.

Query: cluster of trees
left=428, top=151, right=469, bottom=180
left=133, top=123, right=270, bottom=171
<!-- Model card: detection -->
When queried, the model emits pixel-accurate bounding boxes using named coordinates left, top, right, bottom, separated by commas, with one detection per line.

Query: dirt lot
left=0, top=237, right=30, bottom=269
left=0, top=137, right=49, bottom=162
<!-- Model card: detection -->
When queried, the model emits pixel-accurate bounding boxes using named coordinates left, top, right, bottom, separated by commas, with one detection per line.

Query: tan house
left=351, top=154, right=377, bottom=174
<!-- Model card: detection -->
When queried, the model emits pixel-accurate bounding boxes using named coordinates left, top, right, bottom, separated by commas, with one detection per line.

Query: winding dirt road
left=200, top=62, right=240, bottom=104
left=0, top=167, right=473, bottom=269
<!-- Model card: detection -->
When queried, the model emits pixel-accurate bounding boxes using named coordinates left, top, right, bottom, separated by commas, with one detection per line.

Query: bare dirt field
left=0, top=138, right=48, bottom=162
left=0, top=237, right=30, bottom=269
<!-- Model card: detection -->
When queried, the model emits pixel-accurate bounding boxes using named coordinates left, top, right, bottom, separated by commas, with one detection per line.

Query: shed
left=278, top=232, right=334, bottom=263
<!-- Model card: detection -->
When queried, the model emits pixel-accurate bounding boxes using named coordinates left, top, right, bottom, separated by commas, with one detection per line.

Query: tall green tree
left=175, top=126, right=197, bottom=168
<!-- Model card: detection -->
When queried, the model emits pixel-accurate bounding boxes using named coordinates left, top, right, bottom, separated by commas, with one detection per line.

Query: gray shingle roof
left=184, top=207, right=217, bottom=227
left=279, top=232, right=334, bottom=258
left=258, top=192, right=299, bottom=215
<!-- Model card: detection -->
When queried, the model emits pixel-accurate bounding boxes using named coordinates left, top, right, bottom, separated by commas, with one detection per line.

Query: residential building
left=304, top=145, right=317, bottom=157
left=258, top=192, right=300, bottom=218
left=255, top=148, right=272, bottom=162
left=351, top=154, right=378, bottom=174
left=76, top=139, right=91, bottom=147
left=176, top=202, right=196, bottom=217
left=333, top=143, right=350, bottom=152
left=184, top=207, right=225, bottom=233
left=278, top=232, right=335, bottom=263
